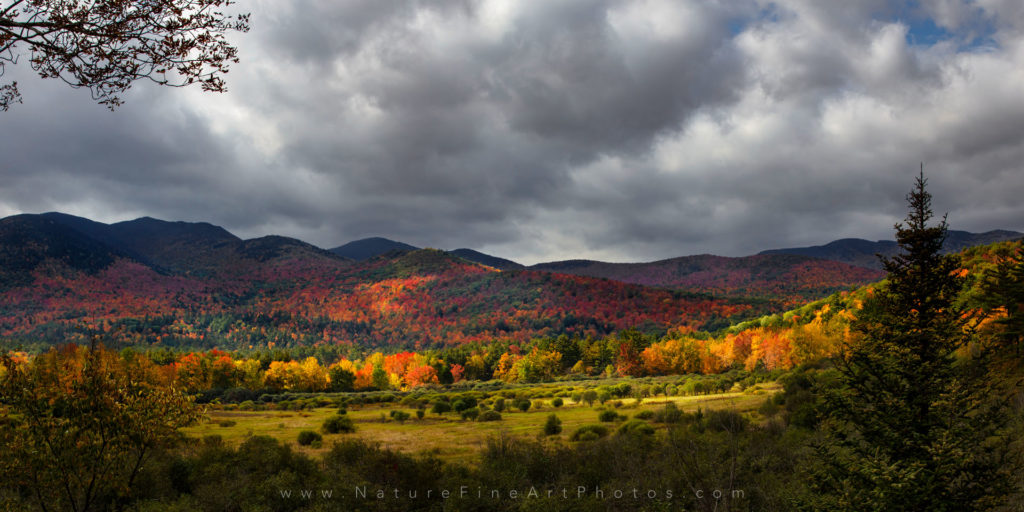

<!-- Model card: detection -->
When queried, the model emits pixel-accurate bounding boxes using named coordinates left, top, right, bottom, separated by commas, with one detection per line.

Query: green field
left=184, top=382, right=780, bottom=464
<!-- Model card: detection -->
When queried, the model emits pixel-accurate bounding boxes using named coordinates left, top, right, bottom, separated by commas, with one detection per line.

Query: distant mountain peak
left=448, top=248, right=523, bottom=270
left=2, top=212, right=348, bottom=278
left=759, top=229, right=1023, bottom=269
left=529, top=253, right=885, bottom=304
left=111, top=216, right=240, bottom=243
left=329, top=237, right=419, bottom=261
left=237, top=235, right=345, bottom=262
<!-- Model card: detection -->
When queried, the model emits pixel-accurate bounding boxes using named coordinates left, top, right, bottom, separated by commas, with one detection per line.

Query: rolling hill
left=329, top=237, right=418, bottom=261
left=529, top=253, right=885, bottom=304
left=759, top=229, right=1022, bottom=269
left=7, top=212, right=1011, bottom=355
left=448, top=248, right=524, bottom=270
left=0, top=213, right=761, bottom=351
left=691, top=238, right=1024, bottom=372
left=27, top=212, right=346, bottom=277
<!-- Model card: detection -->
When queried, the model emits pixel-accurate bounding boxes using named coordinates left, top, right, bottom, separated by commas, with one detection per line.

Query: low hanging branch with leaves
left=0, top=0, right=250, bottom=110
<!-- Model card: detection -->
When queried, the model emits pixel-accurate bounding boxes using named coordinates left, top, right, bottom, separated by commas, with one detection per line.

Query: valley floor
left=183, top=382, right=780, bottom=464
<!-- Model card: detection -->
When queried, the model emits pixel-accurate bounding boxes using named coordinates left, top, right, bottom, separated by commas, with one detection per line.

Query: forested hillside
left=0, top=217, right=757, bottom=352
left=530, top=253, right=884, bottom=304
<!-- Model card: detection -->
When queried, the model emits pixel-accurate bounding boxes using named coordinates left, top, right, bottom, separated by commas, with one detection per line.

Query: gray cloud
left=1, top=0, right=1023, bottom=264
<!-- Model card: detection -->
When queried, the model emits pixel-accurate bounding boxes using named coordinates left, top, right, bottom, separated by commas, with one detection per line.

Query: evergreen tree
left=811, top=171, right=1016, bottom=511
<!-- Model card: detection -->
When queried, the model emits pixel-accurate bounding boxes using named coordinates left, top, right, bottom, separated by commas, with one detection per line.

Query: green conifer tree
left=811, top=170, right=1016, bottom=511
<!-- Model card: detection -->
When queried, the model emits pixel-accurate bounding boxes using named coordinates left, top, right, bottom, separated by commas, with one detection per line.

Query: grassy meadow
left=184, top=377, right=781, bottom=464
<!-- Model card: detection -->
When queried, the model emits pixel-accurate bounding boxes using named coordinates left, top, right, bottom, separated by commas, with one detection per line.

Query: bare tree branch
left=0, top=0, right=249, bottom=110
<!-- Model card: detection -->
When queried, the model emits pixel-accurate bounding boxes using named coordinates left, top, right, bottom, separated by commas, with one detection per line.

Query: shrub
left=431, top=402, right=452, bottom=414
left=616, top=419, right=655, bottom=437
left=391, top=410, right=411, bottom=424
left=598, top=410, right=622, bottom=422
left=758, top=398, right=780, bottom=418
left=634, top=410, right=654, bottom=420
left=515, top=399, right=531, bottom=412
left=570, top=424, right=609, bottom=442
left=217, top=420, right=236, bottom=428
left=460, top=407, right=480, bottom=421
left=705, top=409, right=748, bottom=434
left=543, top=414, right=563, bottom=436
left=493, top=398, right=505, bottom=412
left=652, top=402, right=684, bottom=424
left=297, top=430, right=322, bottom=446
left=477, top=410, right=502, bottom=422
left=322, top=414, right=355, bottom=434
left=454, top=396, right=477, bottom=411
left=551, top=397, right=564, bottom=408
left=416, top=409, right=425, bottom=420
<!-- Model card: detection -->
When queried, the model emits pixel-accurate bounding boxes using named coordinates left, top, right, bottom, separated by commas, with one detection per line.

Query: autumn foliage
left=0, top=249, right=753, bottom=352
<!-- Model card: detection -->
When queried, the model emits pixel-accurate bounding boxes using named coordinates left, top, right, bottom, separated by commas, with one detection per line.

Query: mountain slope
left=9, top=213, right=350, bottom=278
left=449, top=248, right=524, bottom=270
left=329, top=237, right=418, bottom=260
left=105, top=217, right=242, bottom=273
left=0, top=242, right=758, bottom=350
left=699, top=239, right=1024, bottom=371
left=530, top=253, right=884, bottom=304
left=3, top=211, right=1012, bottom=355
left=759, top=229, right=1022, bottom=269
left=0, top=214, right=126, bottom=287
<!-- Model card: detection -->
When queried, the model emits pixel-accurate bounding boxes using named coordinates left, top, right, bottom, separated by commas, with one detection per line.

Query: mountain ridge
left=759, top=229, right=1023, bottom=269
left=529, top=253, right=885, bottom=304
left=1, top=211, right=1017, bottom=353
left=9, top=212, right=349, bottom=278
left=329, top=237, right=418, bottom=261
left=449, top=248, right=524, bottom=270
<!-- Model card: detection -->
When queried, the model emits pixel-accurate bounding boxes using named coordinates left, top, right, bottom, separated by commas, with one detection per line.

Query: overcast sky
left=2, top=0, right=1023, bottom=264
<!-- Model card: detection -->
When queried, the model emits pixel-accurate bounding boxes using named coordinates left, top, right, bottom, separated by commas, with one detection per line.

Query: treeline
left=0, top=329, right=805, bottom=395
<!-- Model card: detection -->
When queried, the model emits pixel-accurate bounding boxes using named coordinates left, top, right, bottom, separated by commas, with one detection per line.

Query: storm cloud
left=1, top=0, right=1023, bottom=264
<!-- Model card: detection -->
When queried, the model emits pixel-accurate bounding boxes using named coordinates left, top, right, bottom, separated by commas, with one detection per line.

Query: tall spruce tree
left=811, top=171, right=1015, bottom=511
